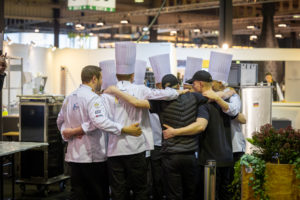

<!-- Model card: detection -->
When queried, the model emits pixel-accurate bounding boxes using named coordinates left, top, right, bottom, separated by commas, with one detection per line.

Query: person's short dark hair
left=186, top=70, right=212, bottom=84
left=81, top=65, right=101, bottom=83
left=162, top=74, right=179, bottom=89
left=265, top=72, right=272, bottom=77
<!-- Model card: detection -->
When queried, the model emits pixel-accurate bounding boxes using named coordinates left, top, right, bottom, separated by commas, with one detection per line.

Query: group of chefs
left=56, top=42, right=246, bottom=200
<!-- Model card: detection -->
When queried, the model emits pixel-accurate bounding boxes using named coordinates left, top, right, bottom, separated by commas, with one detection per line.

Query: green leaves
left=246, top=138, right=254, bottom=145
left=231, top=124, right=300, bottom=199
left=239, top=154, right=269, bottom=200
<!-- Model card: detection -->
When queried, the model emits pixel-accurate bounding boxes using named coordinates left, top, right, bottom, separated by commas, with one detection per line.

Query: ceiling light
left=135, top=0, right=144, bottom=2
left=213, top=30, right=219, bottom=35
left=76, top=25, right=85, bottom=31
left=247, top=25, right=255, bottom=29
left=170, top=30, right=177, bottom=35
left=250, top=35, right=258, bottom=41
left=89, top=33, right=94, bottom=36
left=278, top=24, right=287, bottom=28
left=222, top=43, right=229, bottom=49
left=193, top=29, right=200, bottom=33
left=75, top=23, right=82, bottom=28
left=293, top=14, right=300, bottom=19
left=120, top=20, right=129, bottom=24
left=143, top=27, right=149, bottom=32
left=96, top=22, right=104, bottom=26
left=34, top=28, right=39, bottom=33
left=275, top=34, right=283, bottom=38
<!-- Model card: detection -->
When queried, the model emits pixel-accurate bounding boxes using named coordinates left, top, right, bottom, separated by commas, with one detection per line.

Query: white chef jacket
left=57, top=84, right=123, bottom=163
left=102, top=81, right=179, bottom=157
left=224, top=94, right=246, bottom=153
left=149, top=113, right=162, bottom=147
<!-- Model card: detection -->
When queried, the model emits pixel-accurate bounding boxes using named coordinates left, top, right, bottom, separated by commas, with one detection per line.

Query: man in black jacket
left=148, top=74, right=208, bottom=200
left=163, top=71, right=234, bottom=200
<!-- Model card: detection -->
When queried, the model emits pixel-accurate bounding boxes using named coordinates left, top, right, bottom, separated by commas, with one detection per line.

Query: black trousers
left=108, top=152, right=148, bottom=200
left=69, top=162, right=109, bottom=200
left=150, top=146, right=166, bottom=200
left=196, top=165, right=232, bottom=200
left=162, top=152, right=197, bottom=200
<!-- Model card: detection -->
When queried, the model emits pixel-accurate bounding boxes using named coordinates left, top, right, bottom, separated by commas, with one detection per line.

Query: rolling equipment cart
left=16, top=95, right=69, bottom=196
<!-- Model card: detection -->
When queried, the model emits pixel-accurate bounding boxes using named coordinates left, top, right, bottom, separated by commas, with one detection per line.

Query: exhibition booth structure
left=1, top=42, right=300, bottom=198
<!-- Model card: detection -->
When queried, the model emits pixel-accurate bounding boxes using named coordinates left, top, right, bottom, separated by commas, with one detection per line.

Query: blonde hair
left=202, top=81, right=212, bottom=89
left=212, top=80, right=225, bottom=92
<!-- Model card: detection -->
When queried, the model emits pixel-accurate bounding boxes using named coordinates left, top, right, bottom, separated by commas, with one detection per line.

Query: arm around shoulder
left=104, top=85, right=150, bottom=109
left=163, top=118, right=208, bottom=139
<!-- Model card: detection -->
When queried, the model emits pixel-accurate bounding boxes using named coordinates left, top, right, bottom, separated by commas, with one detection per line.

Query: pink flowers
left=250, top=124, right=300, bottom=164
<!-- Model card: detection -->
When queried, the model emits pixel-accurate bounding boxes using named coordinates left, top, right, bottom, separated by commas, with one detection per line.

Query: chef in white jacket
left=103, top=42, right=183, bottom=200
left=148, top=53, right=175, bottom=200
left=57, top=65, right=142, bottom=200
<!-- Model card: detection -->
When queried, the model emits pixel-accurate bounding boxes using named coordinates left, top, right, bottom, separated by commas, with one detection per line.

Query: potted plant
left=230, top=124, right=300, bottom=200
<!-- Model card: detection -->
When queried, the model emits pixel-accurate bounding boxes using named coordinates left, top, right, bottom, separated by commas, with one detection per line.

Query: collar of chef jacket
left=80, top=84, right=93, bottom=91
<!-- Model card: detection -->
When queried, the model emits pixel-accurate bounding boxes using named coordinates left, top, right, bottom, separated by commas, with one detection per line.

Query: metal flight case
left=16, top=95, right=69, bottom=196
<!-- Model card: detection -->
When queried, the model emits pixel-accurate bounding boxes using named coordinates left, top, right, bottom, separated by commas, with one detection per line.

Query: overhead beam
left=61, top=0, right=287, bottom=22
left=5, top=0, right=62, bottom=9
left=153, top=14, right=300, bottom=30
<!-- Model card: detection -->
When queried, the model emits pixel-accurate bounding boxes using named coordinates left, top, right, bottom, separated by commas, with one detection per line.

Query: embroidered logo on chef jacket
left=94, top=103, right=100, bottom=108
left=95, top=110, right=101, bottom=114
left=73, top=103, right=79, bottom=111
left=96, top=113, right=103, bottom=117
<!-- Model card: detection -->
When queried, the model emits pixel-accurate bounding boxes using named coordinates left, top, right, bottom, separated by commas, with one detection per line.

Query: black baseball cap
left=186, top=70, right=213, bottom=84
left=162, top=74, right=179, bottom=89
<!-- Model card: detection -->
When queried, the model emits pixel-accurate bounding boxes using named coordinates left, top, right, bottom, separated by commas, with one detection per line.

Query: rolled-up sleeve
left=224, top=94, right=241, bottom=117
left=142, top=86, right=178, bottom=100
left=88, top=96, right=123, bottom=135
left=60, top=123, right=69, bottom=142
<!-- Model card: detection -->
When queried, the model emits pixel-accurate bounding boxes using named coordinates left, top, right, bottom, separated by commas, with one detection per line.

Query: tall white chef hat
left=115, top=42, right=136, bottom=75
left=149, top=54, right=171, bottom=83
left=183, top=56, right=203, bottom=84
left=208, top=51, right=233, bottom=83
left=99, top=60, right=118, bottom=90
left=134, top=60, right=147, bottom=85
